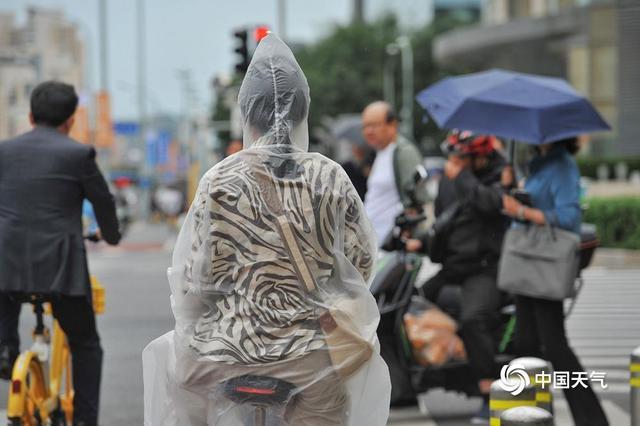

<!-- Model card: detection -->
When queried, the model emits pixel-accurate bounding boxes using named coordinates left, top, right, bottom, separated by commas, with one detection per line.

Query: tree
left=210, top=14, right=476, bottom=155
left=295, top=13, right=474, bottom=153
left=410, top=15, right=477, bottom=152
left=294, top=15, right=400, bottom=135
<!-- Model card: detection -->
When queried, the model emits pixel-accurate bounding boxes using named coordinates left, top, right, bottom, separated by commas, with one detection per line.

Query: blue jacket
left=525, top=144, right=581, bottom=234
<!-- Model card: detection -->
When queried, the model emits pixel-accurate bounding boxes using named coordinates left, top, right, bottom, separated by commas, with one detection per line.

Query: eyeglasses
left=362, top=121, right=387, bottom=130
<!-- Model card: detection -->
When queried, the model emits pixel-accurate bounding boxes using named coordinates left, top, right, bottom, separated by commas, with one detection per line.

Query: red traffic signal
left=254, top=26, right=270, bottom=42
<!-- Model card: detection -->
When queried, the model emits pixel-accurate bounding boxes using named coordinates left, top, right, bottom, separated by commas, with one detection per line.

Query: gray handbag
left=498, top=223, right=580, bottom=300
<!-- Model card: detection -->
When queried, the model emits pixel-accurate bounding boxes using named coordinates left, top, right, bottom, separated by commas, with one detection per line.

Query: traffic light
left=233, top=29, right=249, bottom=74
left=253, top=25, right=270, bottom=42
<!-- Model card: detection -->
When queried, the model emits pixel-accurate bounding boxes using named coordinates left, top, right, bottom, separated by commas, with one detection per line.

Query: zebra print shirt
left=183, top=150, right=375, bottom=365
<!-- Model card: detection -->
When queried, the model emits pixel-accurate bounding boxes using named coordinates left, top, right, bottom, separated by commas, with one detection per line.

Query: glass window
left=591, top=46, right=616, bottom=101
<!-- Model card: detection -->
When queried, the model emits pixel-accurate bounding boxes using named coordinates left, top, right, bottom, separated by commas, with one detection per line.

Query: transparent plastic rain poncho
left=143, top=34, right=391, bottom=426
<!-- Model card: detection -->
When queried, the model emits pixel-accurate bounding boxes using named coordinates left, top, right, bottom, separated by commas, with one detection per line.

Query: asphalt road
left=1, top=223, right=638, bottom=425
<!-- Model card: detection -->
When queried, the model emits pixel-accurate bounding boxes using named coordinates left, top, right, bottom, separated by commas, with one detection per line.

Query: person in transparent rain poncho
left=142, top=34, right=391, bottom=426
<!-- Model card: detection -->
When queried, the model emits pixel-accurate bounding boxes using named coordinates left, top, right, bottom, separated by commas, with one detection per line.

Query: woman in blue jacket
left=502, top=138, right=608, bottom=426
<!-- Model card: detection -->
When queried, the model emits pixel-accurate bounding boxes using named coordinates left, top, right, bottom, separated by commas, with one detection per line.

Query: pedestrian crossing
left=567, top=268, right=640, bottom=400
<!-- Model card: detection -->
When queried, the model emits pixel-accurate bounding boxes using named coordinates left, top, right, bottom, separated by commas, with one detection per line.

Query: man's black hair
left=385, top=106, right=398, bottom=124
left=30, top=81, right=78, bottom=127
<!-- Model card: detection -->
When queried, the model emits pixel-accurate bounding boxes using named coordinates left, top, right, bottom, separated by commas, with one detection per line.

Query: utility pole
left=353, top=0, right=364, bottom=23
left=277, top=0, right=287, bottom=41
left=94, top=0, right=113, bottom=174
left=384, top=43, right=399, bottom=110
left=137, top=0, right=150, bottom=218
left=98, top=0, right=108, bottom=91
left=397, top=36, right=414, bottom=140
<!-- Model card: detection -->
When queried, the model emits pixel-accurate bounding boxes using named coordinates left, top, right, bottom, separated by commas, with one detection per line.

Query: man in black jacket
left=406, top=131, right=509, bottom=424
left=0, top=81, right=120, bottom=426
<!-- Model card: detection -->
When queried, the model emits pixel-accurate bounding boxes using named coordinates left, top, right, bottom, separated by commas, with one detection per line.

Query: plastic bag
left=403, top=296, right=466, bottom=366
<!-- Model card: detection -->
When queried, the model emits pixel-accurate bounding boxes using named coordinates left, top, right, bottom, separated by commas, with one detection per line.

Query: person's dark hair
left=385, top=105, right=397, bottom=124
left=30, top=81, right=78, bottom=127
left=240, top=61, right=308, bottom=144
left=554, top=137, right=580, bottom=155
left=244, top=87, right=308, bottom=136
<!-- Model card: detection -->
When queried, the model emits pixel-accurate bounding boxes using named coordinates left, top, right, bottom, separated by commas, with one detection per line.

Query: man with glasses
left=361, top=101, right=423, bottom=245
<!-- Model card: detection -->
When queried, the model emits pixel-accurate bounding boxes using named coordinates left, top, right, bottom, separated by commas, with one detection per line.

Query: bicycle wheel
left=8, top=356, right=47, bottom=426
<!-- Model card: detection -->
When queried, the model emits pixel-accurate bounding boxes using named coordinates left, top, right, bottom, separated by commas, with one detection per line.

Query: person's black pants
left=423, top=269, right=502, bottom=383
left=0, top=292, right=103, bottom=426
left=515, top=295, right=608, bottom=426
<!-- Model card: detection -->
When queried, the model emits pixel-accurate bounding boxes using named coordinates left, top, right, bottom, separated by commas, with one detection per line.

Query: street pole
left=384, top=43, right=399, bottom=111
left=397, top=36, right=414, bottom=140
left=278, top=0, right=287, bottom=41
left=137, top=0, right=150, bottom=219
left=353, top=0, right=364, bottom=23
left=98, top=0, right=108, bottom=91
left=97, top=0, right=112, bottom=177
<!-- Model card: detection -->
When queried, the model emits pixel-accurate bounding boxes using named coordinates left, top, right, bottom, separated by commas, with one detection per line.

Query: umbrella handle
left=504, top=140, right=519, bottom=190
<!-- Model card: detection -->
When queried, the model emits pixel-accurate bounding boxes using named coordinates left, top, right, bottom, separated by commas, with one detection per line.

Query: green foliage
left=211, top=74, right=243, bottom=152
left=410, top=16, right=477, bottom=152
left=211, top=95, right=231, bottom=149
left=211, top=14, right=476, bottom=153
left=294, top=15, right=400, bottom=133
left=584, top=197, right=640, bottom=249
left=294, top=14, right=474, bottom=151
left=577, top=156, right=640, bottom=180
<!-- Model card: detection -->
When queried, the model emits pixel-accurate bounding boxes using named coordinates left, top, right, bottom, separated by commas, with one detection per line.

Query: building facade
left=433, top=0, right=640, bottom=156
left=0, top=8, right=85, bottom=140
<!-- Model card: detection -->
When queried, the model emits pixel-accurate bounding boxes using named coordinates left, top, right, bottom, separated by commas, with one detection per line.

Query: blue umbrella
left=416, top=69, right=610, bottom=145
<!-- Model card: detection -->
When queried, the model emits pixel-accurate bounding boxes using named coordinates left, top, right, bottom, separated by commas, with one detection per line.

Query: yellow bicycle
left=6, top=277, right=105, bottom=426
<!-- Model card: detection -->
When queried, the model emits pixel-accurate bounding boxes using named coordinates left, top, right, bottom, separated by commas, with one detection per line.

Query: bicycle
left=6, top=276, right=105, bottom=426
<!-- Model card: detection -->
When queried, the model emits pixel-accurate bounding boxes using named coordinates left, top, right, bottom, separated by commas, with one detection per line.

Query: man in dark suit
left=0, top=81, right=121, bottom=426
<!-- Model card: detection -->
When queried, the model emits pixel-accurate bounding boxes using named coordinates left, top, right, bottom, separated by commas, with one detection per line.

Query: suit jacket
left=0, top=126, right=121, bottom=296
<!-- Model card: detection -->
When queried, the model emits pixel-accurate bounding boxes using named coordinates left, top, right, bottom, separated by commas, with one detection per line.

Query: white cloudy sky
left=3, top=0, right=433, bottom=120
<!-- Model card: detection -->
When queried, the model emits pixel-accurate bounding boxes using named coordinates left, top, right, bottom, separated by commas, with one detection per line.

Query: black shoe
left=0, top=345, right=18, bottom=380
left=470, top=400, right=490, bottom=425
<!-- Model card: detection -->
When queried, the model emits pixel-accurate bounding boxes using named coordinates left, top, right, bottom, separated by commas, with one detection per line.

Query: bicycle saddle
left=221, top=375, right=297, bottom=406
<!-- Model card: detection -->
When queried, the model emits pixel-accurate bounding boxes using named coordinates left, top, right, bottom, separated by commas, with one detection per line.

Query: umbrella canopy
left=416, top=69, right=610, bottom=145
left=331, top=114, right=366, bottom=146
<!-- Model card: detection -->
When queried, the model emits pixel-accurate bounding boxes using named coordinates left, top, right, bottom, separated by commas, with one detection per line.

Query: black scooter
left=372, top=166, right=599, bottom=406
left=373, top=211, right=517, bottom=405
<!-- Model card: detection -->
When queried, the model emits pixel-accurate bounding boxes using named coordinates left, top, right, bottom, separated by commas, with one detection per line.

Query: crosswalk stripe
left=553, top=397, right=630, bottom=424
left=602, top=399, right=631, bottom=424
left=571, top=341, right=640, bottom=347
left=580, top=357, right=631, bottom=368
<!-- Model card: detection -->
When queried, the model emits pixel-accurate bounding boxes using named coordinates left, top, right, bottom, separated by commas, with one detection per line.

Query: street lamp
left=384, top=36, right=414, bottom=140
left=384, top=43, right=400, bottom=109
left=396, top=36, right=414, bottom=140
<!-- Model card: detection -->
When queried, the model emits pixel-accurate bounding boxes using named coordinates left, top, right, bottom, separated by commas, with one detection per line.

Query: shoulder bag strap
left=253, top=164, right=318, bottom=293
